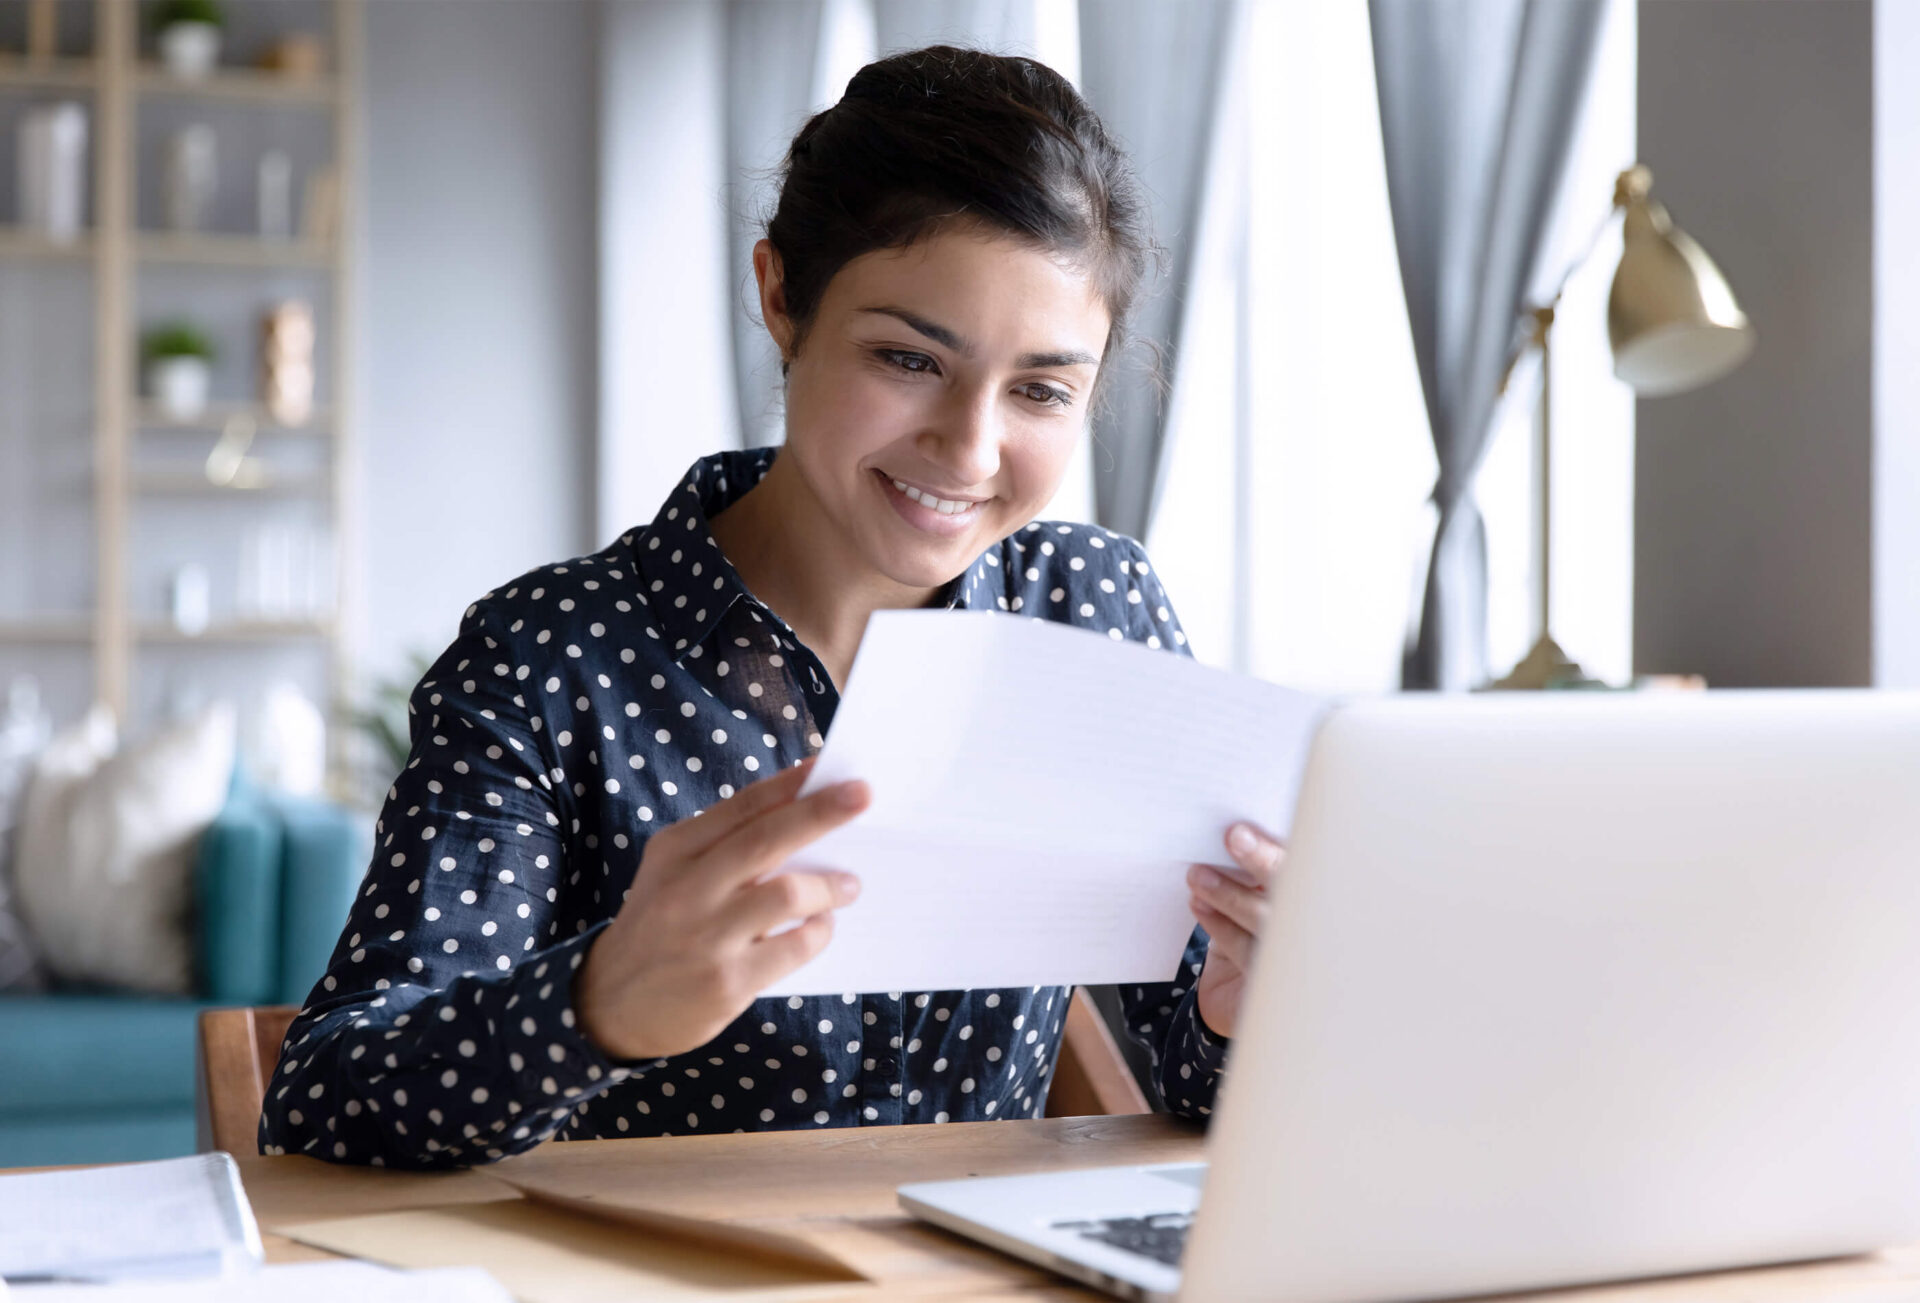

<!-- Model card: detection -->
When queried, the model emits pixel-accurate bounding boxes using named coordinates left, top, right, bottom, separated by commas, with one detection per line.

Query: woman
left=262, top=45, right=1282, bottom=1168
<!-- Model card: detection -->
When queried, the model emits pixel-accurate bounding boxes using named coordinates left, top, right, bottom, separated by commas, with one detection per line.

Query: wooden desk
left=231, top=1115, right=1920, bottom=1302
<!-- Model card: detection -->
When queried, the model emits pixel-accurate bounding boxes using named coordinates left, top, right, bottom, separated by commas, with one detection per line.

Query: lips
left=887, top=476, right=982, bottom=515
left=873, top=468, right=986, bottom=536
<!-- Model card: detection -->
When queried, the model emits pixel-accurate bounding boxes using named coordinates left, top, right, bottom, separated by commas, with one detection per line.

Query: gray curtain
left=1370, top=0, right=1605, bottom=690
left=726, top=0, right=825, bottom=449
left=1078, top=0, right=1240, bottom=543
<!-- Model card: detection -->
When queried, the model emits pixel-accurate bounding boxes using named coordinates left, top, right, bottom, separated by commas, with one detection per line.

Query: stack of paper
left=9, top=1261, right=513, bottom=1301
left=776, top=610, right=1327, bottom=996
left=0, top=1154, right=261, bottom=1285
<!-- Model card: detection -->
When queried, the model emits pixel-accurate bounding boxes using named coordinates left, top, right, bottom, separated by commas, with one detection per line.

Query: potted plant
left=152, top=0, right=225, bottom=80
left=142, top=322, right=217, bottom=421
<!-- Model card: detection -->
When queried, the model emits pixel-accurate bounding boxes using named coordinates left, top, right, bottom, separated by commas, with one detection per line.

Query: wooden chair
left=197, top=986, right=1146, bottom=1154
left=1046, top=988, right=1151, bottom=1118
left=197, top=1005, right=299, bottom=1156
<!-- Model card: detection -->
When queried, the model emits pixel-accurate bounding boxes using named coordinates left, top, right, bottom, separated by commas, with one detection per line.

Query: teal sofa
left=0, top=784, right=368, bottom=1167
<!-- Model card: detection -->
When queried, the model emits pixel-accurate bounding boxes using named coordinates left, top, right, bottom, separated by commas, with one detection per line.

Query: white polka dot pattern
left=259, top=450, right=1226, bottom=1169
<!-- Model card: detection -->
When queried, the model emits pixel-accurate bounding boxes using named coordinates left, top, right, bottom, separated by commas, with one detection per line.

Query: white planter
left=158, top=22, right=221, bottom=80
left=150, top=356, right=211, bottom=421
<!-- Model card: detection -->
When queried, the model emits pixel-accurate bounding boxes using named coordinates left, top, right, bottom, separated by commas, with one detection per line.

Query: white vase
left=162, top=125, right=217, bottom=232
left=159, top=22, right=221, bottom=80
left=16, top=103, right=87, bottom=243
left=150, top=356, right=211, bottom=421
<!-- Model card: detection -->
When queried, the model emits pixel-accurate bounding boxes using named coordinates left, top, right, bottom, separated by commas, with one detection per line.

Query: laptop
left=899, top=691, right=1920, bottom=1303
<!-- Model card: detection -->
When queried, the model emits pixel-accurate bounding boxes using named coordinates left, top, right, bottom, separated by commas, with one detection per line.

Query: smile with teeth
left=890, top=478, right=982, bottom=516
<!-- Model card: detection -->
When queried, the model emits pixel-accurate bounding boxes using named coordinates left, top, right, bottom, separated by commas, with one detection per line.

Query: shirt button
left=874, top=1057, right=897, bottom=1074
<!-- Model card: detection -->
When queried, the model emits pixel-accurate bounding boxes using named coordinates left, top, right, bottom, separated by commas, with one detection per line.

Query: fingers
left=744, top=910, right=836, bottom=989
left=1191, top=899, right=1256, bottom=973
left=1222, top=822, right=1286, bottom=887
left=696, top=778, right=871, bottom=897
left=656, top=758, right=816, bottom=862
left=1187, top=863, right=1268, bottom=937
left=733, top=870, right=860, bottom=941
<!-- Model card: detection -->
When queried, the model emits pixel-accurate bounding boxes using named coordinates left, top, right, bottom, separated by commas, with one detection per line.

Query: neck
left=709, top=453, right=944, bottom=684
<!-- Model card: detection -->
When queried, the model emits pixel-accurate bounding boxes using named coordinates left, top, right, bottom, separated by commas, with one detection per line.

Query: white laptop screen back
left=1184, top=691, right=1920, bottom=1303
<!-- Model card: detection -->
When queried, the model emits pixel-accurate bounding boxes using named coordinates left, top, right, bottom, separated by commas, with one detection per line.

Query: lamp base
left=1488, top=633, right=1608, bottom=691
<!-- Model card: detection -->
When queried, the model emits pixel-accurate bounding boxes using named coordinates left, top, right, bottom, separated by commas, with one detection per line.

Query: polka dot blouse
left=260, top=449, right=1229, bottom=1168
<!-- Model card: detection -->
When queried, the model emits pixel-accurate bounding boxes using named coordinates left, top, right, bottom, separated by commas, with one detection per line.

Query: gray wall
left=357, top=0, right=599, bottom=686
left=1634, top=0, right=1874, bottom=686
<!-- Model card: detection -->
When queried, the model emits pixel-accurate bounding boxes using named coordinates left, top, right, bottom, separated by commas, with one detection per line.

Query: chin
left=869, top=536, right=984, bottom=592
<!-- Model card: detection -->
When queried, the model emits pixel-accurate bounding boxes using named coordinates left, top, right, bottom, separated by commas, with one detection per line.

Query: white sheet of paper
left=10, top=1262, right=513, bottom=1302
left=767, top=609, right=1326, bottom=996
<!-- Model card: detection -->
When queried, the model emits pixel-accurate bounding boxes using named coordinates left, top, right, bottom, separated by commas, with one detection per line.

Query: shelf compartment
left=131, top=470, right=331, bottom=497
left=0, top=226, right=94, bottom=261
left=135, top=65, right=335, bottom=106
left=135, top=231, right=334, bottom=268
left=135, top=619, right=335, bottom=644
left=0, top=57, right=98, bottom=92
left=134, top=399, right=334, bottom=437
left=0, top=616, right=94, bottom=643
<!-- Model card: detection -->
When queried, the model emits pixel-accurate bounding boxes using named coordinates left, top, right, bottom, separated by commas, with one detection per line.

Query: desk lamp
left=1492, top=165, right=1755, bottom=690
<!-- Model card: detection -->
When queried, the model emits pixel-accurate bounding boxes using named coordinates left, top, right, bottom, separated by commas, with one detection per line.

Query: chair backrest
left=197, top=1004, right=299, bottom=1156
left=1046, top=988, right=1151, bottom=1118
left=197, top=988, right=1145, bottom=1153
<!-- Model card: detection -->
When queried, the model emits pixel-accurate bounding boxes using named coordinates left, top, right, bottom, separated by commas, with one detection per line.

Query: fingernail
left=836, top=781, right=868, bottom=809
left=836, top=873, right=861, bottom=901
left=1228, top=824, right=1257, bottom=856
left=1192, top=866, right=1220, bottom=890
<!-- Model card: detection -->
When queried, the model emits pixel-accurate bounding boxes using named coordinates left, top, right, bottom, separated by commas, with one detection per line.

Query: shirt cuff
left=499, top=922, right=654, bottom=1109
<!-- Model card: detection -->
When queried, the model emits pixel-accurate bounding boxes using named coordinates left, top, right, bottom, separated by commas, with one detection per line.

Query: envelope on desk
left=774, top=610, right=1326, bottom=997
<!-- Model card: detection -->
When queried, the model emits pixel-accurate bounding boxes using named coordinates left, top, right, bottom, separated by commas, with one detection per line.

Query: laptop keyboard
left=1052, top=1212, right=1192, bottom=1267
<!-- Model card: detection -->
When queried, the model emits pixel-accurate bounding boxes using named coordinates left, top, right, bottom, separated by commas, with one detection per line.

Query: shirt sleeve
left=1113, top=538, right=1231, bottom=1120
left=258, top=600, right=649, bottom=1168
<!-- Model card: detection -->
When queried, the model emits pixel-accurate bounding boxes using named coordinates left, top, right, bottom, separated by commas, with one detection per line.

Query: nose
left=915, top=382, right=1001, bottom=488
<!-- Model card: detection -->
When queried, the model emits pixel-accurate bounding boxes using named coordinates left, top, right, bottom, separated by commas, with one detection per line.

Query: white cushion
left=14, top=704, right=236, bottom=994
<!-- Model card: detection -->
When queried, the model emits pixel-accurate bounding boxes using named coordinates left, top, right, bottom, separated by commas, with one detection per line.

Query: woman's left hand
left=1187, top=822, right=1286, bottom=1039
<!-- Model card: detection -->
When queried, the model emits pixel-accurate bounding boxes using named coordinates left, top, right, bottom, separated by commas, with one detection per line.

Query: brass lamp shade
left=1607, top=165, right=1755, bottom=397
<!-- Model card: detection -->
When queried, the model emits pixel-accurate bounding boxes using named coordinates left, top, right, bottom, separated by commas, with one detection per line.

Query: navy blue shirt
left=261, top=449, right=1228, bottom=1168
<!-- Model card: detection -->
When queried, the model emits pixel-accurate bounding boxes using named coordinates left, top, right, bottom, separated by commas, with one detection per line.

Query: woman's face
left=756, top=222, right=1110, bottom=591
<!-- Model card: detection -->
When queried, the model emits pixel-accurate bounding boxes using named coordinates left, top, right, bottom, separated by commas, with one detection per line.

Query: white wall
left=598, top=0, right=737, bottom=542
left=357, top=0, right=599, bottom=685
left=1876, top=0, right=1920, bottom=688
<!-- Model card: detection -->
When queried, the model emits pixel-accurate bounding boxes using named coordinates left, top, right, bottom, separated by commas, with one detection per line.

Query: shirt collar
left=629, top=449, right=770, bottom=660
left=628, top=448, right=1003, bottom=661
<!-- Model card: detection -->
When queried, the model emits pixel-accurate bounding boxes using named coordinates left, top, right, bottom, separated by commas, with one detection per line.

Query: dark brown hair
left=764, top=46, right=1159, bottom=398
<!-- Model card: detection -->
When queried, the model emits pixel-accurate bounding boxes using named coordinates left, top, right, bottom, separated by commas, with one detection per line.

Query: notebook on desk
left=0, top=1152, right=263, bottom=1284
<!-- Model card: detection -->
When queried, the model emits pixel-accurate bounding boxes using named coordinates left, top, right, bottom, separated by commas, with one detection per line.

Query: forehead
left=820, top=223, right=1111, bottom=352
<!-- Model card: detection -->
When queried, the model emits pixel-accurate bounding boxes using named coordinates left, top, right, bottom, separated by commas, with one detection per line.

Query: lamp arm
left=1497, top=198, right=1624, bottom=395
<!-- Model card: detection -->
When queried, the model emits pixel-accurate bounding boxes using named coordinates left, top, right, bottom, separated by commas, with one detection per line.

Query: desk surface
left=233, top=1115, right=1920, bottom=1302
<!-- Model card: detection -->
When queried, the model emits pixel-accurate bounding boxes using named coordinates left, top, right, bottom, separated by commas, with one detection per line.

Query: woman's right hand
left=573, top=758, right=868, bottom=1062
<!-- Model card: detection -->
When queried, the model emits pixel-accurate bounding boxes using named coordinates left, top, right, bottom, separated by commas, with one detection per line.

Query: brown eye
left=878, top=349, right=936, bottom=374
left=1020, top=383, right=1071, bottom=408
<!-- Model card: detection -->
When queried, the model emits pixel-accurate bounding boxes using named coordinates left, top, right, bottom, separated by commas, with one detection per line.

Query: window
left=1150, top=0, right=1636, bottom=693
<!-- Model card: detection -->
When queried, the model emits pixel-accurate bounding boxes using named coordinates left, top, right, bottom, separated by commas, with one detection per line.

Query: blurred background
left=3, top=0, right=1909, bottom=789
left=0, top=0, right=1910, bottom=1161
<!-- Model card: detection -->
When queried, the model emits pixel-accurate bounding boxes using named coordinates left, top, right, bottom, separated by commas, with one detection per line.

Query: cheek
left=1001, top=419, right=1083, bottom=508
left=785, top=368, right=925, bottom=467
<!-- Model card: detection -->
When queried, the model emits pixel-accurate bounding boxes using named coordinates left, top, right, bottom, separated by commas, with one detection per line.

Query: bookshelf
left=0, top=0, right=361, bottom=785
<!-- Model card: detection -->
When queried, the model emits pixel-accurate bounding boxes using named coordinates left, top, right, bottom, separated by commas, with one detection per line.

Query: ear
left=752, top=239, right=797, bottom=365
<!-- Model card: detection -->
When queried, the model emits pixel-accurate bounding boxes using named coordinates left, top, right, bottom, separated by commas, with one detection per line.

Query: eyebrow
left=856, top=306, right=1100, bottom=370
